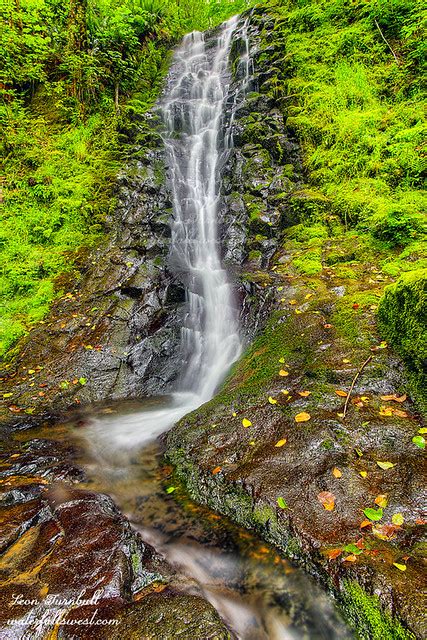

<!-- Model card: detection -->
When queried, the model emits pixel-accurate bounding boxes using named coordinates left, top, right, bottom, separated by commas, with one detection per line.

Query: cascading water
left=163, top=16, right=242, bottom=401
left=88, top=16, right=248, bottom=449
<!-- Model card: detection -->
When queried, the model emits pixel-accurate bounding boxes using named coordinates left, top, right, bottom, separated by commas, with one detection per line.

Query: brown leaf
left=317, top=491, right=335, bottom=511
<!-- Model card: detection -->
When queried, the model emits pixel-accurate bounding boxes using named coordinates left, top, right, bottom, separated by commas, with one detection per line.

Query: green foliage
left=264, top=0, right=425, bottom=258
left=378, top=269, right=427, bottom=411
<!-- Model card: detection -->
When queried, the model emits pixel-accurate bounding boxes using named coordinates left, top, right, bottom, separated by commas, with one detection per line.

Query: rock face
left=0, top=424, right=233, bottom=639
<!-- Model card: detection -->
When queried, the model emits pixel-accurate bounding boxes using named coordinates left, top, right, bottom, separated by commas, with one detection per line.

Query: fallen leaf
left=343, top=554, right=357, bottom=562
left=295, top=412, right=311, bottom=423
left=392, top=513, right=404, bottom=525
left=393, top=562, right=407, bottom=571
left=242, top=418, right=252, bottom=428
left=393, top=409, right=408, bottom=418
left=363, top=507, right=383, bottom=521
left=79, top=377, right=87, bottom=385
left=344, top=543, right=362, bottom=555
left=289, top=299, right=297, bottom=305
left=418, top=428, right=427, bottom=434
left=372, top=524, right=399, bottom=540
left=376, top=461, right=396, bottom=470
left=317, top=491, right=335, bottom=511
left=212, top=466, right=222, bottom=475
left=342, top=358, right=351, bottom=364
left=335, top=389, right=348, bottom=397
left=327, top=548, right=342, bottom=560
left=324, top=323, right=332, bottom=329
left=332, top=467, right=342, bottom=478
left=375, top=494, right=388, bottom=508
left=268, top=396, right=278, bottom=405
left=359, top=471, right=368, bottom=478
left=379, top=405, right=393, bottom=416
left=278, top=357, right=286, bottom=364
left=305, top=293, right=313, bottom=299
left=360, top=519, right=372, bottom=529
left=3, top=393, right=12, bottom=398
left=232, top=412, right=237, bottom=417
left=380, top=394, right=407, bottom=403
left=298, top=390, right=311, bottom=397
left=279, top=369, right=289, bottom=377
left=412, top=435, right=425, bottom=449
left=166, top=486, right=176, bottom=494
left=28, top=369, right=35, bottom=374
left=277, top=497, right=288, bottom=509
left=281, top=389, right=289, bottom=395
left=275, top=439, right=287, bottom=447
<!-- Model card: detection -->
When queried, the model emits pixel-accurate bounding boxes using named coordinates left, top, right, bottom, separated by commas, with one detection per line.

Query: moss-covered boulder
left=378, top=269, right=427, bottom=413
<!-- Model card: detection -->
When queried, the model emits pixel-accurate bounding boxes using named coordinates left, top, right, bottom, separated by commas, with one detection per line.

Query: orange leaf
left=360, top=520, right=373, bottom=529
left=393, top=408, right=408, bottom=418
left=332, top=467, right=342, bottom=478
left=324, top=323, right=333, bottom=329
left=327, top=548, right=342, bottom=560
left=335, top=389, right=348, bottom=397
left=317, top=491, right=335, bottom=511
left=212, top=466, right=222, bottom=475
left=343, top=554, right=357, bottom=562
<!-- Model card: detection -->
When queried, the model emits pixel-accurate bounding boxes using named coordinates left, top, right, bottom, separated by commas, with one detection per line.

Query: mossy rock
left=378, top=269, right=427, bottom=413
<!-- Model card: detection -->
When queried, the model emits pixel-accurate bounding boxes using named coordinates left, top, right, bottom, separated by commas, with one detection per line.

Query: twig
left=374, top=19, right=400, bottom=65
left=343, top=355, right=373, bottom=419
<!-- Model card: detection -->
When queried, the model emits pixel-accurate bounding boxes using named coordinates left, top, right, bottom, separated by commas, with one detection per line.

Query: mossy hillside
left=378, top=270, right=427, bottom=410
left=248, top=0, right=425, bottom=269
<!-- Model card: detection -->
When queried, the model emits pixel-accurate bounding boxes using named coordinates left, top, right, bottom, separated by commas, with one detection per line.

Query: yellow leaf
left=393, top=562, right=407, bottom=571
left=342, top=358, right=351, bottom=364
left=337, top=412, right=345, bottom=418
left=359, top=471, right=368, bottom=478
left=295, top=309, right=302, bottom=314
left=305, top=293, right=313, bottom=299
left=298, top=390, right=311, bottom=397
left=279, top=369, right=289, bottom=377
left=332, top=467, right=342, bottom=478
left=379, top=405, right=393, bottom=416
left=242, top=418, right=252, bottom=428
left=376, top=461, right=396, bottom=470
left=28, top=369, right=36, bottom=374
left=335, top=389, right=348, bottom=397
left=278, top=357, right=286, bottom=364
left=392, top=513, right=404, bottom=526
left=281, top=389, right=289, bottom=395
left=375, top=494, right=388, bottom=508
left=295, top=412, right=311, bottom=423
left=275, top=439, right=287, bottom=447
left=249, top=440, right=256, bottom=446
left=268, top=396, right=278, bottom=405
left=289, top=299, right=297, bottom=305
left=232, top=412, right=237, bottom=417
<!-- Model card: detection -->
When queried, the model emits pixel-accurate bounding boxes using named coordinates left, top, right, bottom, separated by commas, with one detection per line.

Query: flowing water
left=71, top=17, right=353, bottom=638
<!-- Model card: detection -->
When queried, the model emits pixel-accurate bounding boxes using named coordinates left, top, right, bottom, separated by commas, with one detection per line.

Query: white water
left=87, top=16, right=247, bottom=451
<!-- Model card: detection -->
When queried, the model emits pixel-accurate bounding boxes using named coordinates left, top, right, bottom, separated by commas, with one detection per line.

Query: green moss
left=342, top=581, right=416, bottom=640
left=378, top=269, right=427, bottom=413
left=292, top=251, right=323, bottom=275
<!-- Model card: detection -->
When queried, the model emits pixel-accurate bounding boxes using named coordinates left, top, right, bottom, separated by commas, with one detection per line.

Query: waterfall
left=87, top=16, right=250, bottom=449
left=162, top=16, right=242, bottom=401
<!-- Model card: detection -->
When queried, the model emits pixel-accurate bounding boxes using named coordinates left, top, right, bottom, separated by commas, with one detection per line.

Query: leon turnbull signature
left=7, top=591, right=120, bottom=627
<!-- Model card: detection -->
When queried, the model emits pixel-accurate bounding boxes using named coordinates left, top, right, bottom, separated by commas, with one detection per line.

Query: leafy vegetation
left=0, top=0, right=250, bottom=356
